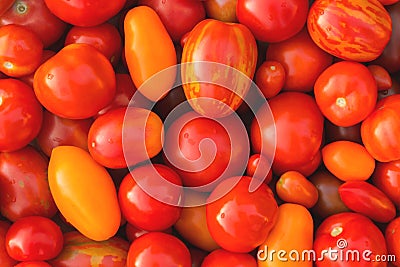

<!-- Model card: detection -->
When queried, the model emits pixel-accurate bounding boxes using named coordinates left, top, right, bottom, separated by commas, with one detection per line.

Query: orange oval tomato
left=181, top=19, right=257, bottom=118
left=257, top=203, right=313, bottom=267
left=276, top=171, right=319, bottom=209
left=124, top=6, right=177, bottom=101
left=48, top=146, right=121, bottom=241
left=322, top=140, right=375, bottom=182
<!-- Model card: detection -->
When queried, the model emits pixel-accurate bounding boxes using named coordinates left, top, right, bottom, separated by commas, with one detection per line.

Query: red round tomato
left=201, top=249, right=257, bottom=267
left=255, top=60, right=285, bottom=99
left=372, top=160, right=400, bottom=209
left=246, top=153, right=273, bottom=184
left=5, top=216, right=63, bottom=261
left=33, top=43, right=116, bottom=119
left=0, top=79, right=43, bottom=152
left=236, top=0, right=309, bottom=43
left=0, top=221, right=17, bottom=266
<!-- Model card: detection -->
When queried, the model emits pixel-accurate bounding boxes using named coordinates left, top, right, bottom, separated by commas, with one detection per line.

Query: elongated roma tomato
left=48, top=146, right=121, bottom=241
left=307, top=0, right=392, bottom=62
left=124, top=6, right=177, bottom=101
left=257, top=203, right=313, bottom=267
left=181, top=19, right=257, bottom=118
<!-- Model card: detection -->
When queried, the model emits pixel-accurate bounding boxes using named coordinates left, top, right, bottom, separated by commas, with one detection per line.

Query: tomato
left=33, top=43, right=116, bottom=119
left=124, top=6, right=176, bottom=101
left=19, top=50, right=56, bottom=88
left=5, top=216, right=63, bottom=261
left=201, top=249, right=257, bottom=267
left=276, top=171, right=319, bottom=209
left=236, top=0, right=308, bottom=43
left=118, top=164, right=183, bottom=231
left=0, top=145, right=57, bottom=221
left=257, top=203, right=314, bottom=267
left=368, top=64, right=393, bottom=91
left=14, top=261, right=52, bottom=267
left=204, top=0, right=237, bottom=22
left=314, top=212, right=387, bottom=267
left=372, top=160, right=400, bottom=209
left=0, top=221, right=17, bottom=266
left=338, top=181, right=396, bottom=223
left=0, top=79, right=43, bottom=152
left=206, top=176, right=278, bottom=253
left=379, top=0, right=400, bottom=4
left=255, top=60, right=285, bottom=99
left=44, top=0, right=126, bottom=27
left=307, top=0, right=392, bottom=62
left=385, top=217, right=400, bottom=267
left=138, top=0, right=206, bottom=42
left=314, top=61, right=377, bottom=127
left=0, top=0, right=67, bottom=47
left=174, top=191, right=220, bottom=252
left=50, top=231, right=129, bottom=267
left=181, top=19, right=257, bottom=117
left=246, top=153, right=273, bottom=184
left=48, top=146, right=121, bottom=241
left=251, top=92, right=324, bottom=176
left=321, top=141, right=375, bottom=182
left=324, top=120, right=362, bottom=144
left=65, top=23, right=122, bottom=66
left=0, top=0, right=14, bottom=16
left=126, top=232, right=191, bottom=267
left=153, top=85, right=191, bottom=121
left=0, top=24, right=43, bottom=77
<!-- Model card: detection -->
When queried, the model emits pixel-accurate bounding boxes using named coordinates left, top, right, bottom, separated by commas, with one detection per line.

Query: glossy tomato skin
left=372, top=160, right=400, bottom=209
left=5, top=216, right=63, bottom=261
left=127, top=232, right=191, bottom=267
left=0, top=221, right=17, bottom=266
left=307, top=0, right=392, bottom=62
left=201, top=249, right=257, bottom=267
left=0, top=0, right=67, bottom=47
left=33, top=43, right=116, bottom=119
left=0, top=145, right=57, bottom=222
left=255, top=60, right=285, bottom=99
left=236, top=0, right=308, bottom=43
left=44, top=0, right=126, bottom=27
left=385, top=217, right=400, bottom=267
left=14, top=261, right=52, bottom=267
left=0, top=79, right=43, bottom=152
left=50, top=231, right=129, bottom=267
left=314, top=212, right=387, bottom=267
left=206, top=176, right=278, bottom=253
left=367, top=64, right=392, bottom=91
left=181, top=19, right=257, bottom=118
left=246, top=153, right=273, bottom=184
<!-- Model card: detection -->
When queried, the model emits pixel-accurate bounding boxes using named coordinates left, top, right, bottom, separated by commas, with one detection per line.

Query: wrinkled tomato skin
left=0, top=145, right=57, bottom=222
left=372, top=160, right=400, bottom=209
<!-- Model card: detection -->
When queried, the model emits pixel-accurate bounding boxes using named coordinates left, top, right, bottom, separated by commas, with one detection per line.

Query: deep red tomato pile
left=0, top=0, right=399, bottom=266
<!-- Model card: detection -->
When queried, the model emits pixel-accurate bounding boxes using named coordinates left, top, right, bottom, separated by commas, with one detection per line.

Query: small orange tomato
left=276, top=171, right=319, bottom=209
left=48, top=146, right=121, bottom=241
left=322, top=140, right=375, bottom=181
left=124, top=6, right=176, bottom=101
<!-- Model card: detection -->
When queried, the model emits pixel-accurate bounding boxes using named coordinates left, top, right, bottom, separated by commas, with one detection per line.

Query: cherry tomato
left=385, top=217, right=400, bottom=267
left=236, top=0, right=308, bottom=43
left=0, top=221, right=17, bottom=266
left=206, top=176, right=278, bottom=253
left=0, top=0, right=67, bottom=47
left=372, top=160, right=400, bottom=209
left=338, top=181, right=396, bottom=223
left=255, top=60, right=285, bottom=99
left=321, top=141, right=375, bottom=182
left=33, top=43, right=116, bottom=119
left=246, top=153, right=273, bottom=184
left=201, top=249, right=257, bottom=267
left=204, top=0, right=238, bottom=22
left=0, top=0, right=14, bottom=16
left=0, top=78, right=43, bottom=152
left=0, top=24, right=43, bottom=77
left=368, top=64, right=393, bottom=91
left=276, top=171, right=319, bottom=209
left=44, top=0, right=126, bottom=27
left=127, top=232, right=191, bottom=267
left=14, top=262, right=52, bottom=267
left=48, top=146, right=121, bottom=241
left=5, top=216, right=63, bottom=261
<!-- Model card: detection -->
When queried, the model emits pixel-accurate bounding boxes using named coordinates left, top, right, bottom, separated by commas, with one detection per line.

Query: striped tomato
left=181, top=19, right=257, bottom=118
left=307, top=0, right=392, bottom=62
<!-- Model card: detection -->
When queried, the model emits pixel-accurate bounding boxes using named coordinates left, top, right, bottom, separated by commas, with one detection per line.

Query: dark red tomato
left=0, top=221, right=17, bottom=266
left=33, top=43, right=116, bottom=119
left=324, top=120, right=362, bottom=144
left=0, top=24, right=43, bottom=77
left=138, top=0, right=206, bottom=42
left=190, top=247, right=208, bottom=267
left=0, top=79, right=43, bottom=152
left=246, top=153, right=273, bottom=184
left=14, top=261, right=52, bottom=267
left=44, top=0, right=126, bottom=27
left=153, top=85, right=191, bottom=121
left=236, top=0, right=308, bottom=43
left=65, top=23, right=122, bottom=66
left=265, top=27, right=333, bottom=92
left=339, top=181, right=396, bottom=223
left=255, top=60, right=285, bottom=99
left=251, top=92, right=324, bottom=176
left=118, top=164, right=183, bottom=231
left=378, top=78, right=400, bottom=100
left=0, top=145, right=57, bottom=221
left=385, top=217, right=400, bottom=266
left=368, top=64, right=392, bottom=91
left=372, top=160, right=400, bottom=209
left=6, top=216, right=63, bottom=261
left=127, top=232, right=191, bottom=267
left=125, top=223, right=149, bottom=243
left=0, top=0, right=14, bottom=16
left=206, top=176, right=278, bottom=253
left=0, top=0, right=67, bottom=47
left=19, top=50, right=56, bottom=88
left=36, top=109, right=93, bottom=157
left=314, top=212, right=387, bottom=267
left=201, top=249, right=257, bottom=267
